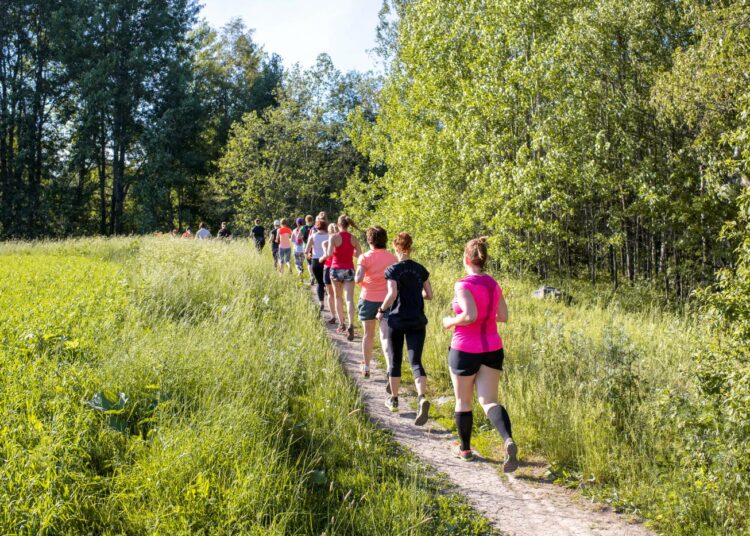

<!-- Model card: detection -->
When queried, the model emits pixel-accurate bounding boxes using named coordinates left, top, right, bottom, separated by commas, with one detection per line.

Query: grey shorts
left=331, top=268, right=355, bottom=282
left=358, top=299, right=382, bottom=321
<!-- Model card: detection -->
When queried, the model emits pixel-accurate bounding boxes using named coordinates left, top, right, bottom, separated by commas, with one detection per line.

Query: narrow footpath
left=316, top=295, right=655, bottom=536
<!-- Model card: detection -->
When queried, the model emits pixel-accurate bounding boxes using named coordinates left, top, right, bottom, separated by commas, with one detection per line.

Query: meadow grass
left=0, top=238, right=494, bottom=535
left=375, top=257, right=717, bottom=534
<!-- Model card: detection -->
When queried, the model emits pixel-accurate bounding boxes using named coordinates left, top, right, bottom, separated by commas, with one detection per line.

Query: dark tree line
left=0, top=1, right=282, bottom=237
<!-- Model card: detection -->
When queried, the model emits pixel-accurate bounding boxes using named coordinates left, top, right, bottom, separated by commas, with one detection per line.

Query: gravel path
left=317, top=298, right=655, bottom=536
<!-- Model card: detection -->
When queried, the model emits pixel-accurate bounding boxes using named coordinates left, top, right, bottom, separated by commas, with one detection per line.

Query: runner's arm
left=496, top=296, right=508, bottom=323
left=377, top=280, right=398, bottom=318
left=442, top=287, right=476, bottom=329
left=422, top=280, right=433, bottom=300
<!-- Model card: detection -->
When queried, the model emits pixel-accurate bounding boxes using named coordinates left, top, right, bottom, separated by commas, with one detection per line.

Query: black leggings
left=387, top=326, right=426, bottom=379
left=312, top=259, right=325, bottom=302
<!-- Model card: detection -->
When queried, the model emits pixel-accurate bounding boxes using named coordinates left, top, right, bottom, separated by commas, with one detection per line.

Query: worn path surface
left=316, top=295, right=655, bottom=536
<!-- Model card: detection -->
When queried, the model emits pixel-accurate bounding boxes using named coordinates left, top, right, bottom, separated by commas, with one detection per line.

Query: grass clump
left=0, top=238, right=494, bottom=535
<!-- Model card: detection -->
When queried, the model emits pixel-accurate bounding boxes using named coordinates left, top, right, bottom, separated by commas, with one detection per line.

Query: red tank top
left=331, top=232, right=355, bottom=270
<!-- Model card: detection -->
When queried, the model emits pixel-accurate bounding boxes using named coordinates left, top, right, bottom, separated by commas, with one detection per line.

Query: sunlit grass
left=0, top=238, right=494, bottom=535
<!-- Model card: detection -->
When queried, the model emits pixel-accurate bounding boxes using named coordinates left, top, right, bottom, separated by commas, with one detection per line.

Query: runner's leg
left=362, top=319, right=376, bottom=368
left=451, top=371, right=476, bottom=450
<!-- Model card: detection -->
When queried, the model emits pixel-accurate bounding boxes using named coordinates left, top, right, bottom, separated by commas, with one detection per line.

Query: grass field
left=0, top=238, right=494, bottom=535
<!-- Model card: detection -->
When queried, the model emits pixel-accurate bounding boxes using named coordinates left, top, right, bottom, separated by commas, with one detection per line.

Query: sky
left=199, top=0, right=384, bottom=73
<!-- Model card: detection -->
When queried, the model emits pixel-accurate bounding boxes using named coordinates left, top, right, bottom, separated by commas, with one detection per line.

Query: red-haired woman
left=376, top=232, right=432, bottom=426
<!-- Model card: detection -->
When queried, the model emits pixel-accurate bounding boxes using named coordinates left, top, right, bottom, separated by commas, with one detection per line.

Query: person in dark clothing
left=376, top=232, right=432, bottom=426
left=217, top=222, right=231, bottom=239
left=251, top=219, right=266, bottom=252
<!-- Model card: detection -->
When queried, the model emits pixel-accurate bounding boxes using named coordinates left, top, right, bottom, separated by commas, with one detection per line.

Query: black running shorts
left=448, top=347, right=504, bottom=376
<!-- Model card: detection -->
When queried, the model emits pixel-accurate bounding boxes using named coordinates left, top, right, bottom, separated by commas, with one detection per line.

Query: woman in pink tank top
left=325, top=215, right=361, bottom=340
left=441, top=237, right=518, bottom=471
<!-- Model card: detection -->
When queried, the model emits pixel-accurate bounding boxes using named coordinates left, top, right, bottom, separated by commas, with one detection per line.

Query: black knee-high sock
left=487, top=405, right=512, bottom=442
left=455, top=411, right=473, bottom=451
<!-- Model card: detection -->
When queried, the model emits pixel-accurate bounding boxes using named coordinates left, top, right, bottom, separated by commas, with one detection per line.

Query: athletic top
left=312, top=232, right=328, bottom=260
left=292, top=228, right=305, bottom=253
left=384, top=260, right=429, bottom=322
left=358, top=249, right=398, bottom=302
left=278, top=226, right=292, bottom=249
left=451, top=273, right=503, bottom=353
left=331, top=231, right=355, bottom=270
left=196, top=228, right=211, bottom=240
left=251, top=225, right=265, bottom=241
left=269, top=228, right=279, bottom=248
left=217, top=227, right=231, bottom=238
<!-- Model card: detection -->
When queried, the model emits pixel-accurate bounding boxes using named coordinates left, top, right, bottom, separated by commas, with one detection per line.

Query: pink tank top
left=451, top=274, right=503, bottom=353
left=331, top=232, right=355, bottom=270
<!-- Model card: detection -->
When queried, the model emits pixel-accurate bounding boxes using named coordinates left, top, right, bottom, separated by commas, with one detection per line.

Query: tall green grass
left=0, top=238, right=494, bottom=535
left=389, top=259, right=717, bottom=534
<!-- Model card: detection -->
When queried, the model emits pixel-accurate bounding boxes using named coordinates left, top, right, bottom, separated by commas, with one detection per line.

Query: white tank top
left=312, top=232, right=329, bottom=259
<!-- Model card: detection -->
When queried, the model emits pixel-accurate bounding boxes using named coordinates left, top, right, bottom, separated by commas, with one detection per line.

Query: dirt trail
left=317, top=298, right=655, bottom=536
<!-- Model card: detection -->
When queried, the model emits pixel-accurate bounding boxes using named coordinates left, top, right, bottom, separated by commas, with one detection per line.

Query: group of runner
left=172, top=221, right=232, bottom=240
left=255, top=212, right=518, bottom=472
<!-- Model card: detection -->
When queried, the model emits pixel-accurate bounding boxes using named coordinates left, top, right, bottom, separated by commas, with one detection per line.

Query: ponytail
left=465, top=236, right=489, bottom=269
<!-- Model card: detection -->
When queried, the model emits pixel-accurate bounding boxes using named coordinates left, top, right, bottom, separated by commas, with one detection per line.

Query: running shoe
left=337, top=324, right=346, bottom=334
left=414, top=396, right=430, bottom=426
left=452, top=443, right=475, bottom=462
left=327, top=316, right=337, bottom=324
left=347, top=325, right=354, bottom=341
left=503, top=439, right=519, bottom=473
left=384, top=396, right=398, bottom=412
left=360, top=363, right=370, bottom=378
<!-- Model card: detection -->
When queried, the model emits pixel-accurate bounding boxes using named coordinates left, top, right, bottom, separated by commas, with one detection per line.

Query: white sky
left=199, top=0, right=383, bottom=73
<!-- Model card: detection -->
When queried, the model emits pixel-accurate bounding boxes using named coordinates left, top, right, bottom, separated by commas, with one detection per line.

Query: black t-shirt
left=301, top=224, right=313, bottom=243
left=218, top=228, right=231, bottom=238
left=269, top=227, right=279, bottom=247
left=384, top=259, right=430, bottom=321
left=251, top=225, right=265, bottom=241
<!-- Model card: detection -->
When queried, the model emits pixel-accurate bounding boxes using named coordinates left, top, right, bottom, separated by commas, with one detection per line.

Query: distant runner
left=181, top=227, right=192, bottom=239
left=292, top=218, right=306, bottom=275
left=301, top=215, right=315, bottom=284
left=306, top=216, right=329, bottom=313
left=269, top=220, right=281, bottom=269
left=355, top=226, right=397, bottom=379
left=376, top=232, right=432, bottom=426
left=217, top=222, right=231, bottom=239
left=196, top=222, right=212, bottom=240
left=276, top=218, right=293, bottom=274
left=326, top=215, right=362, bottom=341
left=251, top=219, right=265, bottom=252
left=441, top=237, right=517, bottom=471
left=321, top=223, right=337, bottom=324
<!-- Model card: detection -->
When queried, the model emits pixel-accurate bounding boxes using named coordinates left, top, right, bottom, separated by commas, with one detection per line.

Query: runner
left=321, top=223, right=337, bottom=324
left=269, top=220, right=280, bottom=269
left=251, top=219, right=265, bottom=252
left=196, top=222, right=212, bottom=240
left=376, top=232, right=432, bottom=426
left=291, top=218, right=306, bottom=275
left=181, top=226, right=192, bottom=239
left=301, top=215, right=316, bottom=284
left=326, top=215, right=362, bottom=341
left=355, top=226, right=397, bottom=379
left=305, top=216, right=329, bottom=313
left=276, top=218, right=293, bottom=274
left=441, top=237, right=517, bottom=472
left=217, top=221, right=231, bottom=239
